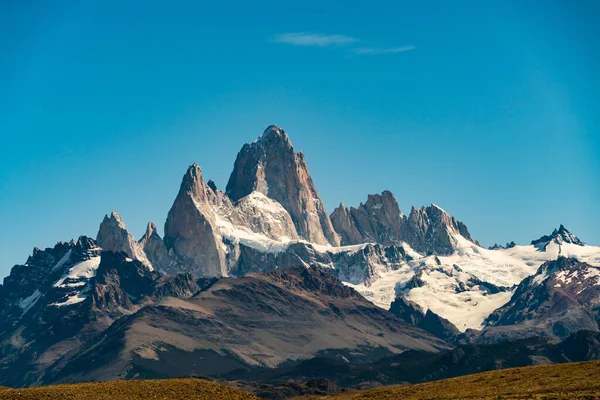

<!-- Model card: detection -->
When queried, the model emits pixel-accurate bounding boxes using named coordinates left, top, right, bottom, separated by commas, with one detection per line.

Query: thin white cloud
left=352, top=46, right=417, bottom=55
left=272, top=32, right=358, bottom=47
left=271, top=33, right=415, bottom=56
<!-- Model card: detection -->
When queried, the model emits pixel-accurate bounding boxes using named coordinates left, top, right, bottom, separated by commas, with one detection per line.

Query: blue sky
left=1, top=0, right=599, bottom=278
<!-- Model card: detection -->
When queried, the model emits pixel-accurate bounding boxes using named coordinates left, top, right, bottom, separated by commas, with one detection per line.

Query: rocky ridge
left=331, top=191, right=480, bottom=256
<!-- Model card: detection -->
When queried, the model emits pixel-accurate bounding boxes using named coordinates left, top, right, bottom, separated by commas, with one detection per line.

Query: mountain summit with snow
left=226, top=125, right=340, bottom=246
left=1, top=125, right=600, bottom=387
left=531, top=224, right=584, bottom=250
left=482, top=257, right=600, bottom=342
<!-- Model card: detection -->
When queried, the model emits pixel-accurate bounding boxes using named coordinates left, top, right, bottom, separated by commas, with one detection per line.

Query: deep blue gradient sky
left=1, top=1, right=599, bottom=278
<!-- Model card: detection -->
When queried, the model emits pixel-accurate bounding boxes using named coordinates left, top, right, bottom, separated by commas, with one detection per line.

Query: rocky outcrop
left=90, top=251, right=159, bottom=313
left=350, top=191, right=405, bottom=244
left=138, top=222, right=179, bottom=274
left=226, top=125, right=339, bottom=246
left=403, top=204, right=479, bottom=255
left=97, top=211, right=153, bottom=269
left=480, top=257, right=600, bottom=343
left=152, top=274, right=215, bottom=300
left=162, top=162, right=301, bottom=277
left=91, top=252, right=206, bottom=312
left=489, top=241, right=516, bottom=250
left=331, top=191, right=405, bottom=246
left=389, top=294, right=460, bottom=344
left=163, top=163, right=229, bottom=277
left=330, top=203, right=365, bottom=245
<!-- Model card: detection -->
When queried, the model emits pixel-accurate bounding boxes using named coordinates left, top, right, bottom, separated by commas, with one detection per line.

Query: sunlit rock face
left=226, top=125, right=340, bottom=246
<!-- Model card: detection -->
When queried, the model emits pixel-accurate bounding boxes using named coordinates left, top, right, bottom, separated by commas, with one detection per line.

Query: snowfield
left=345, top=237, right=600, bottom=331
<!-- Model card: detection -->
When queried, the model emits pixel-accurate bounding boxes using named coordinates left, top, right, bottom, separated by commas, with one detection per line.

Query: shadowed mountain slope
left=49, top=266, right=448, bottom=384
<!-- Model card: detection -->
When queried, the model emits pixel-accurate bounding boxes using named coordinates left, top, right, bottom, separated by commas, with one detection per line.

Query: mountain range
left=1, top=125, right=599, bottom=389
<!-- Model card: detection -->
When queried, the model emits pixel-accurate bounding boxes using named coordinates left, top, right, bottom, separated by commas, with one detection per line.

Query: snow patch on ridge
left=51, top=287, right=91, bottom=307
left=53, top=257, right=101, bottom=288
left=237, top=191, right=286, bottom=215
left=19, top=289, right=42, bottom=314
left=51, top=250, right=72, bottom=271
left=50, top=257, right=102, bottom=306
left=232, top=191, right=298, bottom=242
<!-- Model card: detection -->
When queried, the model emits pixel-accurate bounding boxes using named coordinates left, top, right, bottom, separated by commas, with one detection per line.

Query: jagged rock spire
left=139, top=221, right=176, bottom=274
left=225, top=125, right=340, bottom=246
left=531, top=225, right=584, bottom=250
left=141, top=222, right=158, bottom=242
left=389, top=294, right=460, bottom=342
left=96, top=211, right=153, bottom=269
left=164, top=164, right=228, bottom=277
left=331, top=191, right=405, bottom=246
left=330, top=191, right=479, bottom=255
left=331, top=203, right=365, bottom=245
left=405, top=203, right=478, bottom=255
left=178, top=162, right=207, bottom=201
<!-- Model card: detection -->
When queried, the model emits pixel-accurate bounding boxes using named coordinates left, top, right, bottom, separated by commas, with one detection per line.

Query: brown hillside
left=0, top=378, right=259, bottom=400
left=304, top=359, right=600, bottom=399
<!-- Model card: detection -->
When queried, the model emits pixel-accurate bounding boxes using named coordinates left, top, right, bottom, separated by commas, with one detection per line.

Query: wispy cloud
left=352, top=46, right=417, bottom=55
left=271, top=33, right=415, bottom=56
left=272, top=32, right=358, bottom=47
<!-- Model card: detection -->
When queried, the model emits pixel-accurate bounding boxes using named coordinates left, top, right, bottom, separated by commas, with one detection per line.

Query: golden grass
left=3, top=360, right=600, bottom=399
left=300, top=360, right=600, bottom=400
left=0, top=378, right=259, bottom=400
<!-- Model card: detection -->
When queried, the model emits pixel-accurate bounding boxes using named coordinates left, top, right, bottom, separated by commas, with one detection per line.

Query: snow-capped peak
left=531, top=225, right=584, bottom=250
